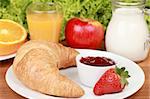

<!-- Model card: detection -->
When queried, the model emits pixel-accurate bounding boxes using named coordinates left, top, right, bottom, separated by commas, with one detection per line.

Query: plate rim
left=0, top=53, right=16, bottom=61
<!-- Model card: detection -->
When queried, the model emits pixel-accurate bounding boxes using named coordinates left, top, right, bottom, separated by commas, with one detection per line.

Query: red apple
left=65, top=18, right=105, bottom=49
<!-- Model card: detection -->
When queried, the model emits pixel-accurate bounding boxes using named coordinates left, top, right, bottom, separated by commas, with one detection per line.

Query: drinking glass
left=26, top=2, right=63, bottom=42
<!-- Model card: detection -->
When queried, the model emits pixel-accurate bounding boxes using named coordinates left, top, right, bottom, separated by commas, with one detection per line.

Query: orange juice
left=26, top=2, right=63, bottom=42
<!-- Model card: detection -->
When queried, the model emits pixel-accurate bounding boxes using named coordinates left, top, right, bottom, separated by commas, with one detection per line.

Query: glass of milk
left=106, top=0, right=150, bottom=62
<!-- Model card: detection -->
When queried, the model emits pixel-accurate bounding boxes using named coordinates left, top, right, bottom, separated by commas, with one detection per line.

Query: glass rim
left=26, top=2, right=62, bottom=14
left=111, top=0, right=146, bottom=7
left=144, top=8, right=150, bottom=15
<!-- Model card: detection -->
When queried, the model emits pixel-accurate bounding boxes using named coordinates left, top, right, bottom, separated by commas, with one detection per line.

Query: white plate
left=5, top=49, right=145, bottom=99
left=0, top=53, right=16, bottom=61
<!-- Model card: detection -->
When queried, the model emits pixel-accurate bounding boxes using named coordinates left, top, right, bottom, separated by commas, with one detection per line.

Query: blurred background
left=0, top=0, right=149, bottom=40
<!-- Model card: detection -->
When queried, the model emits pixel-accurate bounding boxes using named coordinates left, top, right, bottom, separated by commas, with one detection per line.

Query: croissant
left=13, top=40, right=84, bottom=98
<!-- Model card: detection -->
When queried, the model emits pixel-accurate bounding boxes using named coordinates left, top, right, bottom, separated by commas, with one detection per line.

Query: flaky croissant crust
left=13, top=40, right=84, bottom=98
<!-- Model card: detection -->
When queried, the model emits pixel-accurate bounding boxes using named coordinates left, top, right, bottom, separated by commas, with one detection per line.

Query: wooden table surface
left=0, top=53, right=150, bottom=99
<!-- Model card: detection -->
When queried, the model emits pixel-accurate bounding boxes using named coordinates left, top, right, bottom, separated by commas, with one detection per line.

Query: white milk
left=106, top=8, right=149, bottom=61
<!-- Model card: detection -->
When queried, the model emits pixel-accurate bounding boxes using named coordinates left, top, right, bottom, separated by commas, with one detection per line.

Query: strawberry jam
left=80, top=56, right=115, bottom=66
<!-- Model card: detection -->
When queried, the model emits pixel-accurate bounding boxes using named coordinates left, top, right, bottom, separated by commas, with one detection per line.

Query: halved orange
left=0, top=19, right=27, bottom=56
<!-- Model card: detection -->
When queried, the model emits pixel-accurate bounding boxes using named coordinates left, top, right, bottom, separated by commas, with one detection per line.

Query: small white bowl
left=76, top=53, right=116, bottom=88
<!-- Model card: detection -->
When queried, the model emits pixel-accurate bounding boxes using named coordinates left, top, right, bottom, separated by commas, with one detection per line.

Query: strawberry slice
left=93, top=66, right=130, bottom=95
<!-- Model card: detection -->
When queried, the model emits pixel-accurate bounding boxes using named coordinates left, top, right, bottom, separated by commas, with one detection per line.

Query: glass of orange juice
left=26, top=2, right=63, bottom=42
